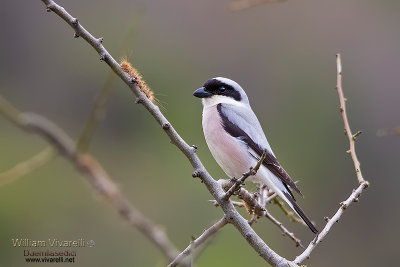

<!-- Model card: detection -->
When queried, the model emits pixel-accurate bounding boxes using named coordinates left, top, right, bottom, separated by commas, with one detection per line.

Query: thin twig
left=0, top=96, right=179, bottom=261
left=293, top=54, right=370, bottom=265
left=39, top=1, right=295, bottom=265
left=209, top=200, right=244, bottom=208
left=0, top=147, right=56, bottom=186
left=219, top=180, right=303, bottom=247
left=264, top=210, right=303, bottom=248
left=77, top=22, right=141, bottom=153
left=223, top=149, right=267, bottom=200
left=336, top=54, right=365, bottom=184
left=76, top=71, right=117, bottom=152
left=168, top=217, right=228, bottom=267
left=0, top=94, right=22, bottom=126
left=258, top=187, right=303, bottom=248
left=294, top=181, right=368, bottom=264
left=274, top=198, right=307, bottom=225
left=264, top=192, right=277, bottom=204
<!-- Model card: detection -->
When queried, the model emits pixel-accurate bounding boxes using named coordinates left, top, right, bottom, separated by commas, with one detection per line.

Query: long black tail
left=282, top=192, right=318, bottom=234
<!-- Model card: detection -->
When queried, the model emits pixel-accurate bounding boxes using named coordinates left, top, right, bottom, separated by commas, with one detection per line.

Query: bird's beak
left=193, top=87, right=212, bottom=98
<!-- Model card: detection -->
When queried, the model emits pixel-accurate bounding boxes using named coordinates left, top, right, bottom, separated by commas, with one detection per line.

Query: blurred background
left=1, top=0, right=399, bottom=266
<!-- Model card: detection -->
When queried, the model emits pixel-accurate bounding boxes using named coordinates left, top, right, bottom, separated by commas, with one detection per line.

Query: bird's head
left=193, top=77, right=249, bottom=107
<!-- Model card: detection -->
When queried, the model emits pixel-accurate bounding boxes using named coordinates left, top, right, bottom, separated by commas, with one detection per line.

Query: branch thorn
left=71, top=18, right=79, bottom=26
left=162, top=123, right=170, bottom=130
left=352, top=130, right=362, bottom=141
left=135, top=97, right=144, bottom=104
left=192, top=170, right=201, bottom=178
left=130, top=76, right=138, bottom=84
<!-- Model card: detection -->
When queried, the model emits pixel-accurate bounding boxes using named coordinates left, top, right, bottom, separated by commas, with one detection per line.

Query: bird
left=193, top=77, right=318, bottom=234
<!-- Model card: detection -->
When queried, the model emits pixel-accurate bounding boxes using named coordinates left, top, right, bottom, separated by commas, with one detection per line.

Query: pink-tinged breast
left=202, top=105, right=254, bottom=178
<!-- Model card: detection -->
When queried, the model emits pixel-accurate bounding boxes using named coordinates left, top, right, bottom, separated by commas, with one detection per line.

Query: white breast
left=202, top=105, right=255, bottom=178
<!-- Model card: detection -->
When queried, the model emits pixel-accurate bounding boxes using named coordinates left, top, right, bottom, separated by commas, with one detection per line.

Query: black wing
left=217, top=103, right=303, bottom=197
left=217, top=104, right=318, bottom=233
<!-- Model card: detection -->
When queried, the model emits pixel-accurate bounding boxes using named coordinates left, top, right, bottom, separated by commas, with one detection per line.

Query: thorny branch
left=76, top=71, right=117, bottom=152
left=336, top=55, right=365, bottom=185
left=0, top=96, right=179, bottom=261
left=31, top=1, right=370, bottom=265
left=274, top=198, right=306, bottom=225
left=0, top=146, right=55, bottom=186
left=293, top=54, right=370, bottom=264
left=223, top=149, right=267, bottom=200
left=167, top=217, right=228, bottom=267
left=39, top=1, right=294, bottom=266
left=219, top=180, right=303, bottom=247
left=170, top=152, right=270, bottom=266
left=258, top=187, right=303, bottom=248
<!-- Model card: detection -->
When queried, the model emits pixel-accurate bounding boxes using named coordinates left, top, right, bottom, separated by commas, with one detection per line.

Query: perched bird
left=193, top=77, right=318, bottom=234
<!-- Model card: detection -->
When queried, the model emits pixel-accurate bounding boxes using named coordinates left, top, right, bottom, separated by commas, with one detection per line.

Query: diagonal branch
left=223, top=149, right=267, bottom=200
left=76, top=71, right=117, bottom=152
left=219, top=180, right=303, bottom=247
left=168, top=217, right=228, bottom=267
left=0, top=147, right=56, bottom=186
left=336, top=54, right=365, bottom=185
left=293, top=54, right=370, bottom=264
left=39, top=1, right=295, bottom=266
left=0, top=97, right=179, bottom=261
left=273, top=198, right=307, bottom=225
left=257, top=187, right=303, bottom=248
left=294, top=181, right=368, bottom=264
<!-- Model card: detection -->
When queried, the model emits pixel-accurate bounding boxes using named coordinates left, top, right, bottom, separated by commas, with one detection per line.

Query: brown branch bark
left=219, top=180, right=303, bottom=247
left=39, top=1, right=295, bottom=266
left=336, top=54, right=365, bottom=185
left=293, top=54, right=370, bottom=264
left=0, top=98, right=179, bottom=261
left=35, top=1, right=371, bottom=265
left=168, top=217, right=228, bottom=267
left=0, top=147, right=56, bottom=186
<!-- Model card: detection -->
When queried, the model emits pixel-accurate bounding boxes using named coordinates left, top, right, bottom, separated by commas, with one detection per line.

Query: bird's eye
left=219, top=86, right=226, bottom=92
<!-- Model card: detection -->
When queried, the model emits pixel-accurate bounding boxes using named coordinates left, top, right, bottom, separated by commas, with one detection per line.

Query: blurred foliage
left=1, top=0, right=399, bottom=266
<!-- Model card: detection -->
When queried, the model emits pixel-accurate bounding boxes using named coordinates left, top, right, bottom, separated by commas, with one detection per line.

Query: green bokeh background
left=1, top=0, right=399, bottom=266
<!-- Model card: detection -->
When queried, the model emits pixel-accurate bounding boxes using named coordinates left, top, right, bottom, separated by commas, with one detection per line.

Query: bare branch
left=219, top=180, right=303, bottom=247
left=223, top=149, right=267, bottom=200
left=293, top=54, right=370, bottom=264
left=76, top=71, right=117, bottom=152
left=209, top=200, right=244, bottom=208
left=274, top=198, right=307, bottom=225
left=294, top=181, right=368, bottom=264
left=336, top=54, right=365, bottom=184
left=168, top=217, right=228, bottom=267
left=0, top=94, right=22, bottom=126
left=36, top=2, right=372, bottom=266
left=264, top=210, right=303, bottom=248
left=257, top=187, right=303, bottom=248
left=0, top=96, right=179, bottom=261
left=0, top=147, right=55, bottom=186
left=39, top=1, right=295, bottom=265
